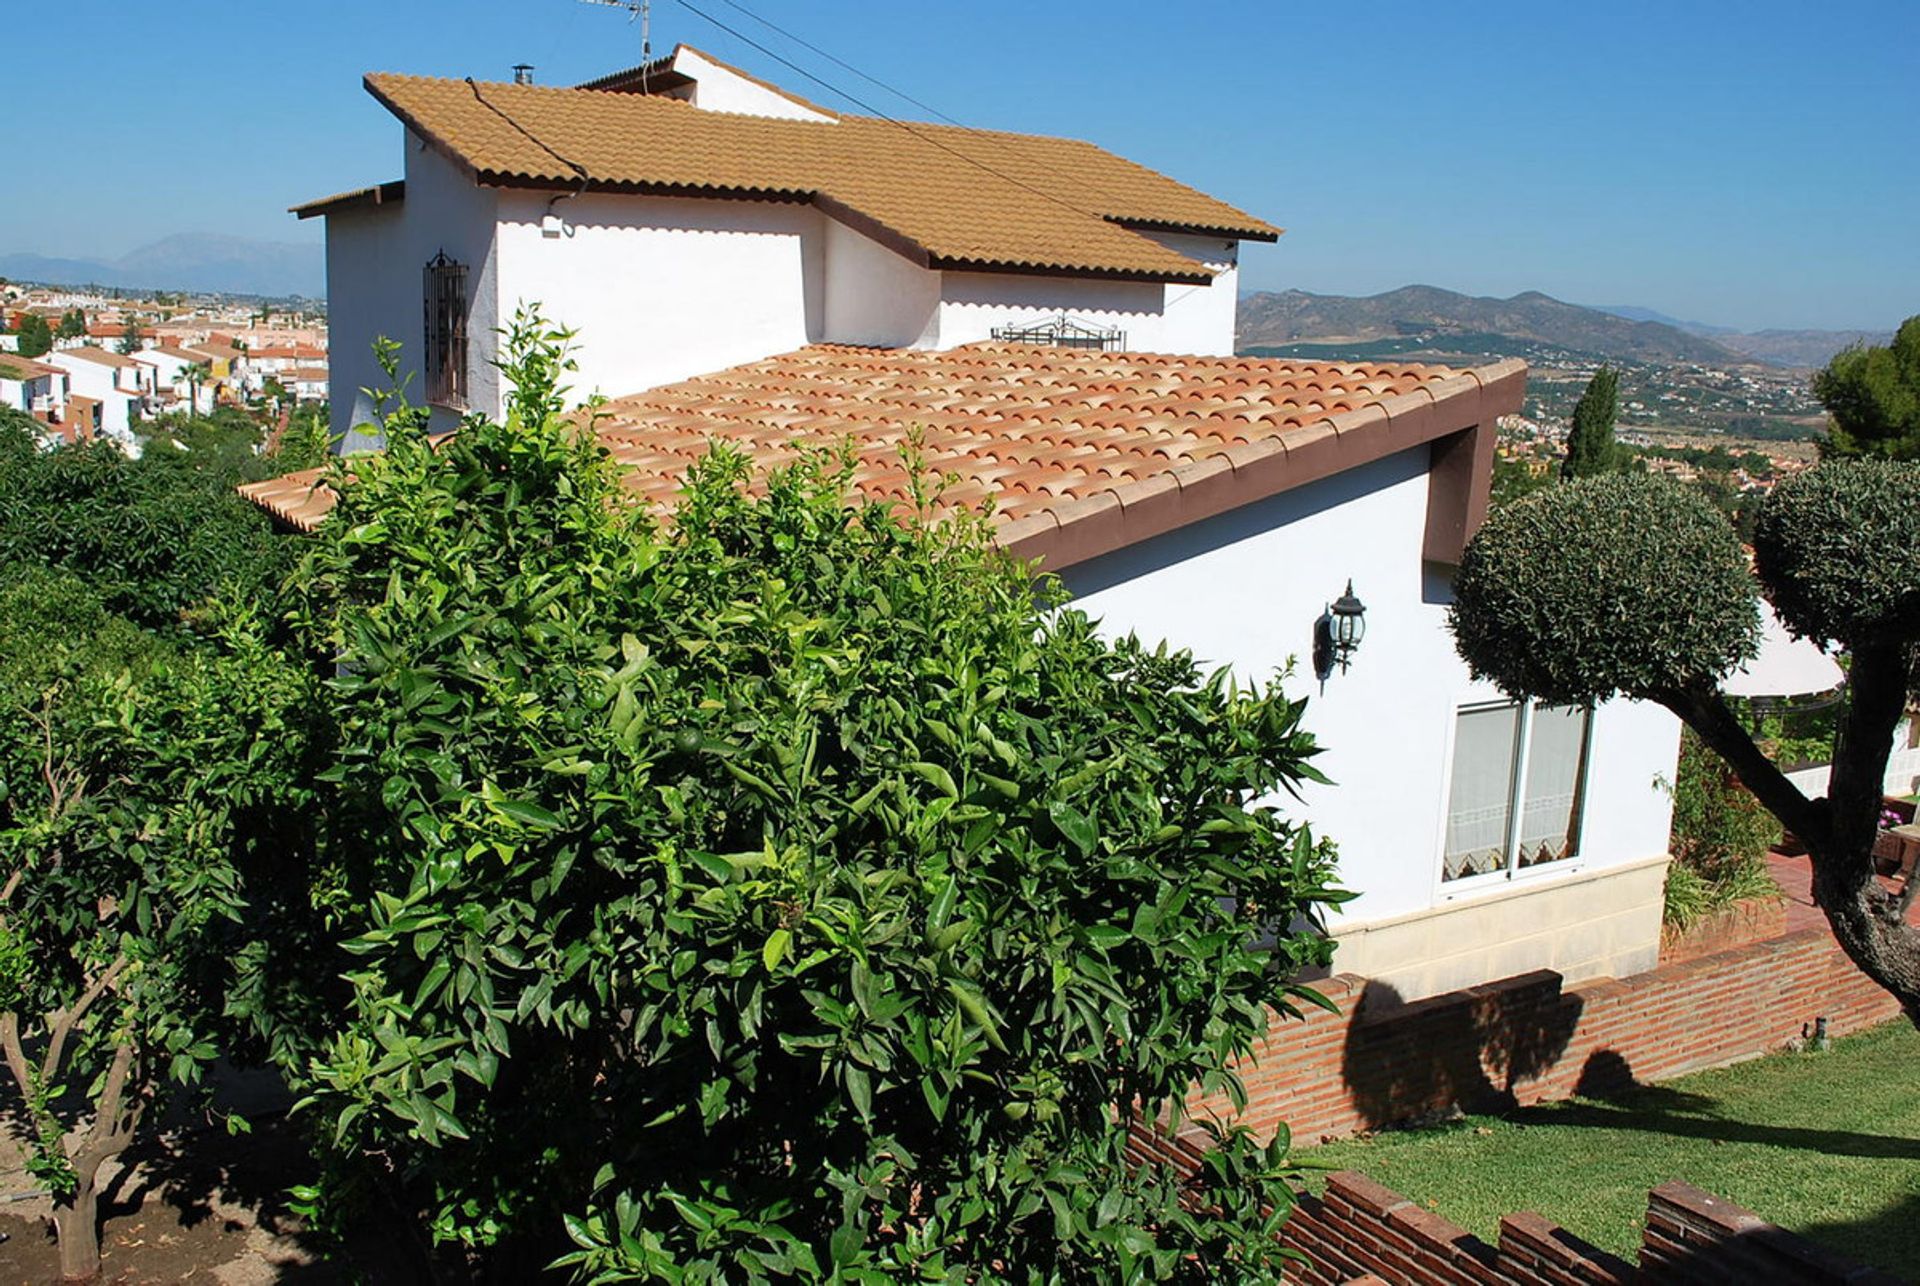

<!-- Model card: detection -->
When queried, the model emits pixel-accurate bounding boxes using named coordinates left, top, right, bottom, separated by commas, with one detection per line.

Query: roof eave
left=477, top=172, right=817, bottom=205
left=998, top=357, right=1528, bottom=573
left=290, top=179, right=406, bottom=219
left=926, top=255, right=1214, bottom=286
left=1108, top=215, right=1283, bottom=244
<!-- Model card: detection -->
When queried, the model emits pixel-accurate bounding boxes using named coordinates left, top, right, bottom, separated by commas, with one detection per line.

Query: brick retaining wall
left=1274, top=1172, right=1899, bottom=1285
left=1199, top=920, right=1901, bottom=1146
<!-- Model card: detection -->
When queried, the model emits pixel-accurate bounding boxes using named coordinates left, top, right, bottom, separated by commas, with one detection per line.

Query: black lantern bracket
left=1312, top=579, right=1368, bottom=681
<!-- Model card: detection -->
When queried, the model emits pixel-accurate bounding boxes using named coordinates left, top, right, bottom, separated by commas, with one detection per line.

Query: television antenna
left=579, top=0, right=652, bottom=63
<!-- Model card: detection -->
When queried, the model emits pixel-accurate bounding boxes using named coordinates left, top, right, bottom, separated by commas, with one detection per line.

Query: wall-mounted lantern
left=1313, top=580, right=1368, bottom=679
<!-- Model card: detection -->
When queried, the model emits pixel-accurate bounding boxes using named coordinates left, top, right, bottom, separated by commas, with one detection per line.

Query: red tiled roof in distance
left=240, top=344, right=1525, bottom=568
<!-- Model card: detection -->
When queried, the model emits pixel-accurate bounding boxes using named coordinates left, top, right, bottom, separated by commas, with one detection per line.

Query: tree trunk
left=1661, top=658, right=1920, bottom=1029
left=52, top=1175, right=101, bottom=1283
left=1807, top=836, right=1920, bottom=1027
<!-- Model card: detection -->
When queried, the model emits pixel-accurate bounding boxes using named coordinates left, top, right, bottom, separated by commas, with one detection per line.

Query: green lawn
left=1300, top=1022, right=1920, bottom=1281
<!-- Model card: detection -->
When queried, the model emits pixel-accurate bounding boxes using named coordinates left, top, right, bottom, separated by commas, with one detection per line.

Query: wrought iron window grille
left=423, top=250, right=470, bottom=409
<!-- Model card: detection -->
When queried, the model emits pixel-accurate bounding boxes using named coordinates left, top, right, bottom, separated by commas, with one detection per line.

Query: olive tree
left=286, top=314, right=1345, bottom=1279
left=1450, top=465, right=1920, bottom=1023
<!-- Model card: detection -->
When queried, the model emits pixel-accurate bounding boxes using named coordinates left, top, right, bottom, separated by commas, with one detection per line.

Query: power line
left=704, top=0, right=964, bottom=126
left=664, top=0, right=1119, bottom=232
left=466, top=77, right=591, bottom=181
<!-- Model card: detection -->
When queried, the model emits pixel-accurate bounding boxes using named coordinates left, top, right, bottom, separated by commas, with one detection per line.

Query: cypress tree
left=1562, top=365, right=1620, bottom=480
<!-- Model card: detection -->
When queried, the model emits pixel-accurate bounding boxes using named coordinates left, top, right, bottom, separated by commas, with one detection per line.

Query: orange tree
left=0, top=583, right=321, bottom=1281
left=284, top=314, right=1346, bottom=1279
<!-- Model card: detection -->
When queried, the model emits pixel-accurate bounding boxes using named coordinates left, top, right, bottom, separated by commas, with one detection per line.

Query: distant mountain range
left=1238, top=286, right=1886, bottom=369
left=0, top=234, right=322, bottom=299
left=1587, top=304, right=1891, bottom=368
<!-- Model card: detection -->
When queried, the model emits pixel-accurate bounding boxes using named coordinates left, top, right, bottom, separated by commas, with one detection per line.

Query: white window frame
left=1436, top=699, right=1594, bottom=899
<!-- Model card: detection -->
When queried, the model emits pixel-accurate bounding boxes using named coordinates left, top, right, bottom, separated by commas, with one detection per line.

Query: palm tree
left=180, top=361, right=212, bottom=415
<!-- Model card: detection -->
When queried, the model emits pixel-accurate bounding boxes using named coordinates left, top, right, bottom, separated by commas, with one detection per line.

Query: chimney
left=512, top=64, right=535, bottom=85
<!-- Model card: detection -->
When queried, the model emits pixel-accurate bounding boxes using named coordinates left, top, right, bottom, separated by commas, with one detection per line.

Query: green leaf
left=1048, top=801, right=1097, bottom=856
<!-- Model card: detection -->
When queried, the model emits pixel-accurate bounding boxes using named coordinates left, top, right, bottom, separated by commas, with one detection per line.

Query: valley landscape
left=1235, top=284, right=1872, bottom=458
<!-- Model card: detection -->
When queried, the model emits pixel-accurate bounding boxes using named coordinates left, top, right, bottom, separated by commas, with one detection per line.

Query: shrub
left=0, top=411, right=296, bottom=634
left=1663, top=730, right=1782, bottom=931
left=1754, top=459, right=1920, bottom=645
left=287, top=314, right=1345, bottom=1279
left=1449, top=472, right=1760, bottom=706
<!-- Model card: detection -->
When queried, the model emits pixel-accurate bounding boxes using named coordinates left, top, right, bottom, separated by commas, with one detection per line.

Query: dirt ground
left=0, top=1117, right=419, bottom=1284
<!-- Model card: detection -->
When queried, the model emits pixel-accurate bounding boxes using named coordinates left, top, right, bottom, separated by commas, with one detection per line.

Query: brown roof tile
left=56, top=345, right=140, bottom=369
left=0, top=355, right=62, bottom=381
left=350, top=68, right=1277, bottom=282
left=240, top=343, right=1525, bottom=568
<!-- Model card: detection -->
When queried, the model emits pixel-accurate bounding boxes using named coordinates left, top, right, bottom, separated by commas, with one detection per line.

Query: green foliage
left=272, top=404, right=334, bottom=472
left=1450, top=472, right=1760, bottom=705
left=1662, top=857, right=1782, bottom=933
left=14, top=314, right=52, bottom=358
left=0, top=567, right=168, bottom=703
left=1561, top=366, right=1620, bottom=480
left=0, top=602, right=323, bottom=1272
left=117, top=319, right=142, bottom=356
left=1662, top=730, right=1782, bottom=930
left=1813, top=316, right=1920, bottom=459
left=0, top=409, right=295, bottom=634
left=1753, top=460, right=1920, bottom=646
left=1490, top=456, right=1553, bottom=507
left=287, top=310, right=1344, bottom=1279
left=55, top=309, right=86, bottom=342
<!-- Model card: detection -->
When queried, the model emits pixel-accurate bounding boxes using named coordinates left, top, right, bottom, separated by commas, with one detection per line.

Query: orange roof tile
left=240, top=343, right=1525, bottom=568
left=345, top=67, right=1277, bottom=282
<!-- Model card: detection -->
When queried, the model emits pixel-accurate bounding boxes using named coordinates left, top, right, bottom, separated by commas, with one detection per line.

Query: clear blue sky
left=9, top=0, right=1916, bottom=330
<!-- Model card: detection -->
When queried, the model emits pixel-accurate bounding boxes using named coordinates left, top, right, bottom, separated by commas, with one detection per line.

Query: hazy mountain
left=0, top=233, right=322, bottom=298
left=1588, top=304, right=1740, bottom=337
left=1713, top=329, right=1890, bottom=369
left=1590, top=303, right=1888, bottom=367
left=1237, top=286, right=1747, bottom=366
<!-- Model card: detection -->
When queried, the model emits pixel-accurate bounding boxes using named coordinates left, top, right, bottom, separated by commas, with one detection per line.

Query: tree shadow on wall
left=1339, top=973, right=1583, bottom=1130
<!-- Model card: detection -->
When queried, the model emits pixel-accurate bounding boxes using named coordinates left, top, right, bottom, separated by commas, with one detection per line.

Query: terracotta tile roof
left=0, top=355, right=62, bottom=381
left=242, top=468, right=338, bottom=532
left=290, top=179, right=406, bottom=219
left=240, top=343, right=1525, bottom=569
left=352, top=71, right=1278, bottom=282
left=54, top=345, right=140, bottom=369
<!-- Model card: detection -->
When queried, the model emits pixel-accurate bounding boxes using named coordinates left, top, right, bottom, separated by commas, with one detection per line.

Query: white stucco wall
left=1143, top=230, right=1239, bottom=357
left=1059, top=445, right=1681, bottom=931
left=935, top=272, right=1170, bottom=351
left=932, top=231, right=1238, bottom=355
left=326, top=135, right=499, bottom=448
left=675, top=49, right=837, bottom=122
left=821, top=218, right=939, bottom=347
left=47, top=355, right=135, bottom=440
left=495, top=191, right=823, bottom=405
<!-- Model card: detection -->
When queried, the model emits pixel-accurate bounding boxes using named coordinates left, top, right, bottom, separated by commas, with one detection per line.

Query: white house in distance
left=45, top=347, right=142, bottom=444
left=260, top=47, right=1684, bottom=1004
left=0, top=353, right=68, bottom=423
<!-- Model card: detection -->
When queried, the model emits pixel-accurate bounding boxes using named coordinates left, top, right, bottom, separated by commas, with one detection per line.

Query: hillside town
left=0, top=280, right=325, bottom=449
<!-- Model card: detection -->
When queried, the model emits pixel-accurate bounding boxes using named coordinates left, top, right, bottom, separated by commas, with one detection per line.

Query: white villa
left=45, top=347, right=142, bottom=444
left=258, top=46, right=1684, bottom=1003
